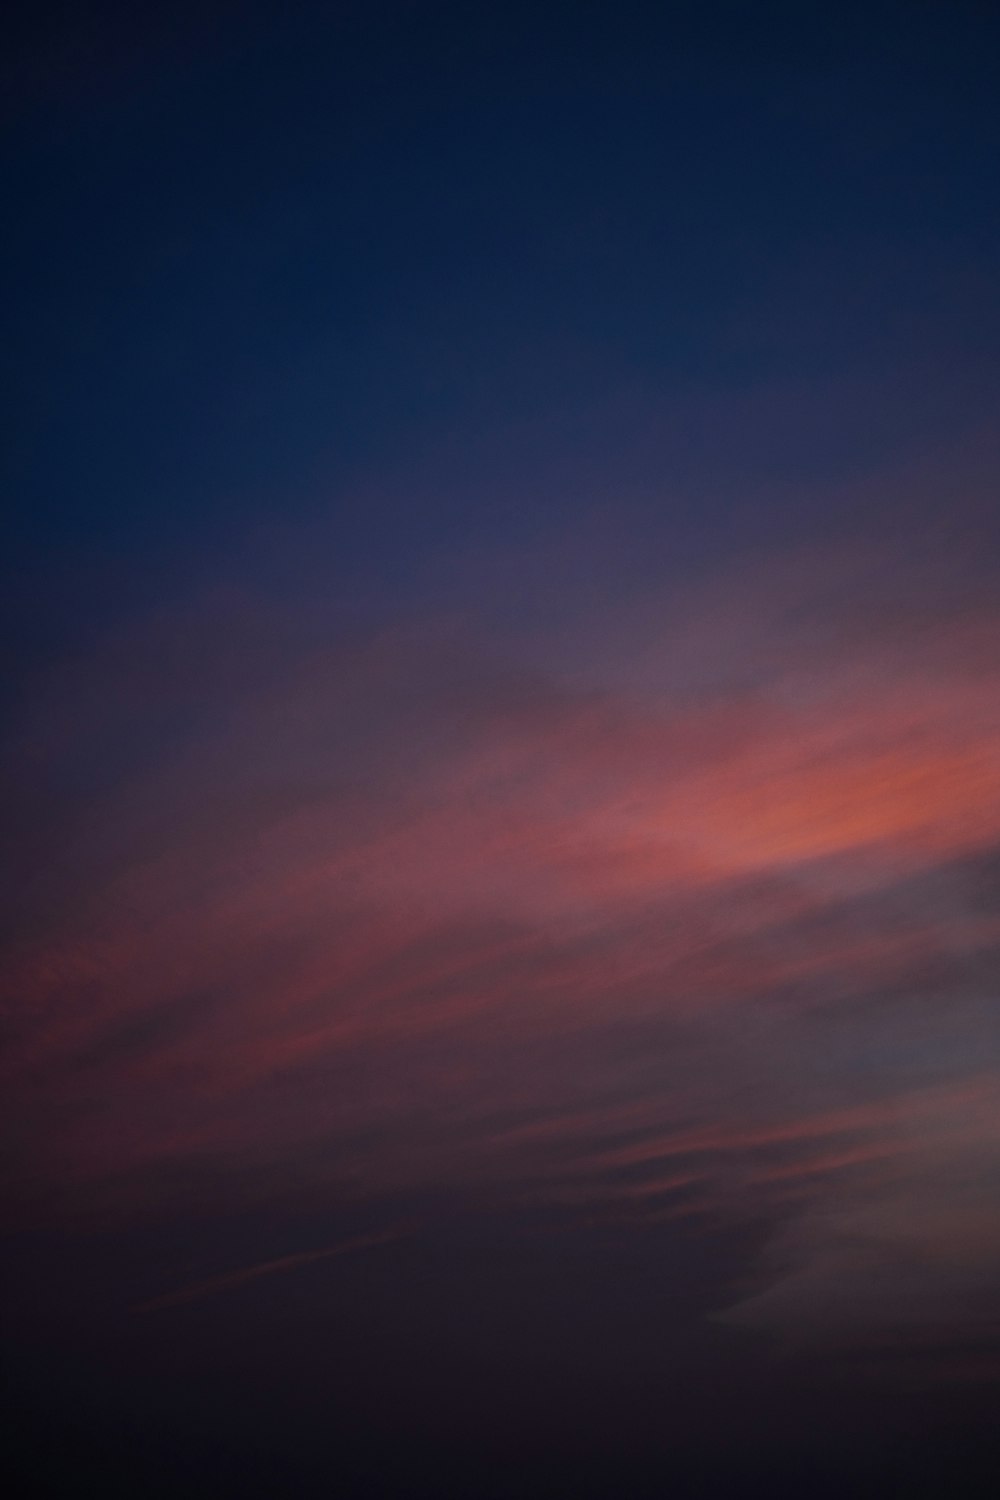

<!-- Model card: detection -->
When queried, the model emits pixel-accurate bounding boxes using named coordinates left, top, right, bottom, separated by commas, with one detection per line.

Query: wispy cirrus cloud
left=3, top=527, right=999, bottom=1369
left=135, top=1229, right=406, bottom=1313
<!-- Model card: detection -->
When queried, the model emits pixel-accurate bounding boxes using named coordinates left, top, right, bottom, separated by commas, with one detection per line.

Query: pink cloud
left=3, top=532, right=1000, bottom=1359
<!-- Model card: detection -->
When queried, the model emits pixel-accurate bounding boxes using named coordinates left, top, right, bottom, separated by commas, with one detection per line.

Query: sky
left=3, top=3, right=1000, bottom=1496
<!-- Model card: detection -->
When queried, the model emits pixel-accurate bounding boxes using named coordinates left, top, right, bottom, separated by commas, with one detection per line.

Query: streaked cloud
left=135, top=1229, right=406, bottom=1312
left=3, top=528, right=998, bottom=1372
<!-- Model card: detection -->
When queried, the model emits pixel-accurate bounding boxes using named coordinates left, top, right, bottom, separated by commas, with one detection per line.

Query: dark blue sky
left=5, top=2, right=999, bottom=620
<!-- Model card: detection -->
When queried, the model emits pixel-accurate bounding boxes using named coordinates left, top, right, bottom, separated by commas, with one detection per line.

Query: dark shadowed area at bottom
left=4, top=1200, right=998, bottom=1498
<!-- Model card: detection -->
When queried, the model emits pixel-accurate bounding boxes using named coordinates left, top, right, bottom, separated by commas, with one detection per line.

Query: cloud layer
left=3, top=528, right=999, bottom=1366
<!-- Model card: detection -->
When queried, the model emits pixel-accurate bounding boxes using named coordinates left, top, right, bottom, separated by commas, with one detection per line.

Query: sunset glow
left=5, top=5, right=1000, bottom=1497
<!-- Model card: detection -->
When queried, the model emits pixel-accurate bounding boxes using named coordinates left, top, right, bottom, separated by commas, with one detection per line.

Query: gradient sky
left=3, top=4, right=1000, bottom=1498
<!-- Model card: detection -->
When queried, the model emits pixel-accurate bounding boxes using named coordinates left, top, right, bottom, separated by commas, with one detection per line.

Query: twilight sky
left=3, top=4, right=1000, bottom=1497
